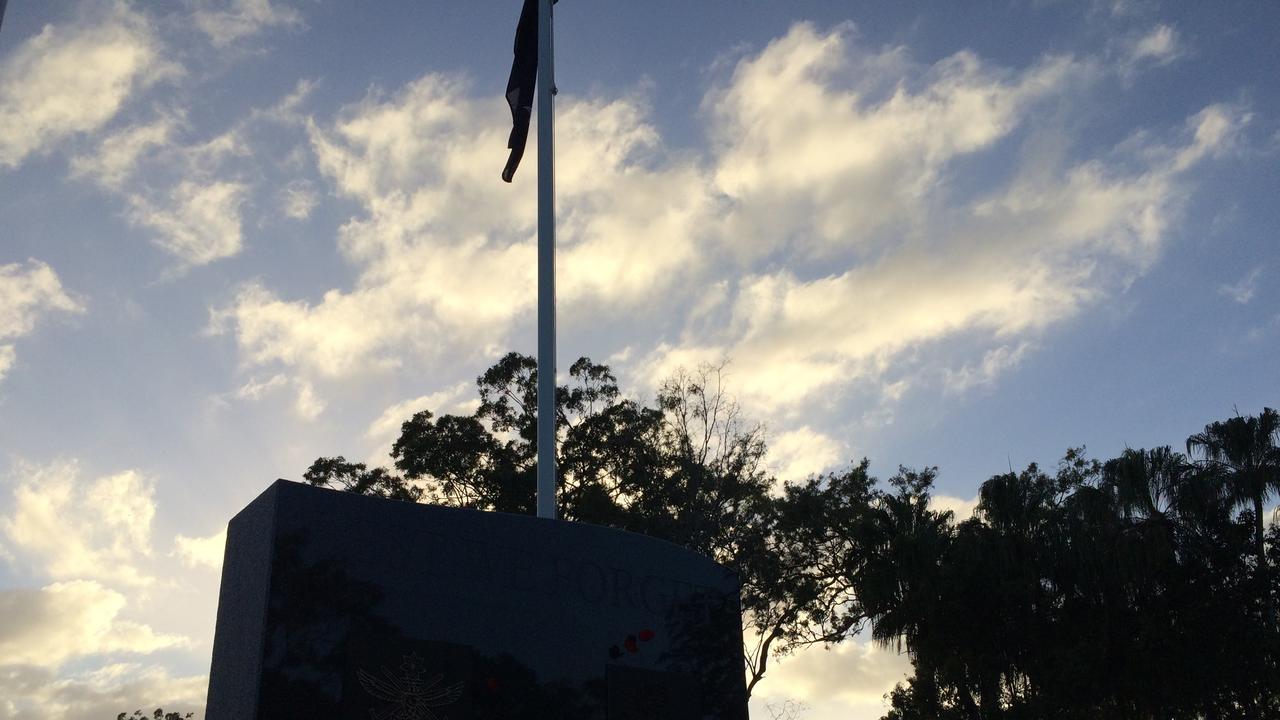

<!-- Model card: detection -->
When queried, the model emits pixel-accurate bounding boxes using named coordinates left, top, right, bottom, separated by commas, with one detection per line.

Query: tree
left=1186, top=407, right=1280, bottom=624
left=306, top=353, right=864, bottom=695
left=116, top=710, right=193, bottom=720
left=867, top=438, right=1280, bottom=719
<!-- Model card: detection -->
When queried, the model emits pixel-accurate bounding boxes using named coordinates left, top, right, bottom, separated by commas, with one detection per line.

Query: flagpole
left=535, top=0, right=557, bottom=520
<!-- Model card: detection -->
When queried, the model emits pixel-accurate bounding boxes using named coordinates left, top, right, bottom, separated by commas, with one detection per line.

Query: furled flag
left=502, top=0, right=550, bottom=183
left=0, top=0, right=9, bottom=35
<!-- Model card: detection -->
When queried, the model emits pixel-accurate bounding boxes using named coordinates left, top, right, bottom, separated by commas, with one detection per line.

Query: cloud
left=127, top=180, right=248, bottom=268
left=750, top=638, right=911, bottom=719
left=709, top=23, right=1083, bottom=260
left=932, top=493, right=980, bottom=521
left=213, top=71, right=713, bottom=383
left=638, top=25, right=1244, bottom=412
left=0, top=662, right=205, bottom=720
left=944, top=342, right=1034, bottom=395
left=1, top=461, right=157, bottom=587
left=769, top=426, right=843, bottom=483
left=0, top=261, right=84, bottom=339
left=0, top=1, right=172, bottom=168
left=69, top=77, right=317, bottom=272
left=279, top=179, right=319, bottom=219
left=0, top=346, right=15, bottom=383
left=192, top=0, right=303, bottom=47
left=0, top=260, right=83, bottom=383
left=0, top=581, right=186, bottom=669
left=1127, top=24, right=1181, bottom=66
left=365, top=383, right=476, bottom=442
left=232, top=373, right=325, bottom=420
left=1219, top=266, right=1263, bottom=305
left=69, top=113, right=180, bottom=191
left=173, top=528, right=226, bottom=571
left=212, top=21, right=1242, bottom=427
left=0, top=458, right=206, bottom=719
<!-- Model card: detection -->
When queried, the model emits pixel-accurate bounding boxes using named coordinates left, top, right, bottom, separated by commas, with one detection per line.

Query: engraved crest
left=357, top=651, right=465, bottom=720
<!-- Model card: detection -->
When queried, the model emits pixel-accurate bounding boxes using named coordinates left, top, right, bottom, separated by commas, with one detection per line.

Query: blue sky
left=1, top=1, right=1277, bottom=718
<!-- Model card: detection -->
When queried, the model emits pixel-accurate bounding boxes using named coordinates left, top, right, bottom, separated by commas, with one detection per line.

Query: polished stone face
left=206, top=481, right=747, bottom=719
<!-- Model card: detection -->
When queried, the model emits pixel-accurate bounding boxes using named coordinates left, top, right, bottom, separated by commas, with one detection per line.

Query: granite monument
left=205, top=480, right=748, bottom=719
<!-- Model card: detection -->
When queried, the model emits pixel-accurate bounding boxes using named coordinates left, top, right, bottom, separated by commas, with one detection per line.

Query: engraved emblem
left=357, top=651, right=465, bottom=720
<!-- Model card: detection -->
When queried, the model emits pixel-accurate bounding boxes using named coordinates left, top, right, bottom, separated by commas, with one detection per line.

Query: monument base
left=205, top=480, right=748, bottom=719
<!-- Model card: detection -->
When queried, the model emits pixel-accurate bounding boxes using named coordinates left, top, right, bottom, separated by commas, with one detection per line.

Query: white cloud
left=750, top=638, right=911, bottom=720
left=214, top=72, right=713, bottom=384
left=212, top=21, right=1242, bottom=426
left=0, top=581, right=186, bottom=669
left=710, top=23, right=1083, bottom=260
left=0, top=457, right=209, bottom=718
left=279, top=180, right=319, bottom=220
left=173, top=528, right=226, bottom=571
left=0, top=346, right=15, bottom=383
left=0, top=1, right=172, bottom=168
left=192, top=0, right=303, bottom=47
left=70, top=114, right=180, bottom=191
left=0, top=261, right=84, bottom=340
left=365, top=383, right=475, bottom=443
left=944, top=342, right=1034, bottom=395
left=1219, top=266, right=1263, bottom=305
left=1128, top=24, right=1181, bottom=66
left=292, top=379, right=325, bottom=421
left=73, top=80, right=312, bottom=270
left=769, top=426, right=843, bottom=483
left=0, top=662, right=206, bottom=720
left=127, top=180, right=248, bottom=268
left=1, top=461, right=156, bottom=586
left=638, top=25, right=1244, bottom=412
left=233, top=373, right=325, bottom=420
left=932, top=493, right=980, bottom=521
left=0, top=260, right=83, bottom=383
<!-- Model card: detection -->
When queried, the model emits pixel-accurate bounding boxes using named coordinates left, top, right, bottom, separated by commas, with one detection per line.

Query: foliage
left=308, top=358, right=1279, bottom=714
left=116, top=710, right=193, bottom=720
left=870, top=414, right=1280, bottom=719
left=306, top=353, right=865, bottom=696
left=763, top=697, right=810, bottom=720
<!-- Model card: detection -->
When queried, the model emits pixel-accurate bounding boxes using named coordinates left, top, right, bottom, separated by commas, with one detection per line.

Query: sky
left=1, top=0, right=1278, bottom=718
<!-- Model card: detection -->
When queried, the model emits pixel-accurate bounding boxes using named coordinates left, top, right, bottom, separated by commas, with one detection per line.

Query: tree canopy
left=306, top=353, right=1279, bottom=715
left=874, top=439, right=1279, bottom=718
left=305, top=352, right=867, bottom=696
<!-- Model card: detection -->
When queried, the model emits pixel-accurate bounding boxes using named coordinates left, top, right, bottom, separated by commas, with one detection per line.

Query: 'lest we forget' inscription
left=204, top=480, right=747, bottom=719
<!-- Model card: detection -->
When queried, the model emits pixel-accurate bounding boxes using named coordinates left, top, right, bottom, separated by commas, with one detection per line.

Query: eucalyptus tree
left=304, top=353, right=865, bottom=696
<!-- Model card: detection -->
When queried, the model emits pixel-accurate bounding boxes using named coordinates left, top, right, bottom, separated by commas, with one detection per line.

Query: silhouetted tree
left=870, top=414, right=1280, bottom=719
left=116, top=710, right=193, bottom=720
left=306, top=353, right=864, bottom=696
left=1186, top=407, right=1280, bottom=624
left=308, top=361, right=1279, bottom=714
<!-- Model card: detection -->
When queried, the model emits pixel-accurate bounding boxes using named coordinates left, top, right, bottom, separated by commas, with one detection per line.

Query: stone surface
left=205, top=480, right=748, bottom=719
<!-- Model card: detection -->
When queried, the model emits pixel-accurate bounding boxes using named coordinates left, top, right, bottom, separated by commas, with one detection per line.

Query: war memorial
left=204, top=481, right=748, bottom=718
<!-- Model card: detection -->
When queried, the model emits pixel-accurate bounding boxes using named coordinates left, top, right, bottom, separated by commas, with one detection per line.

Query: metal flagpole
left=535, top=0, right=557, bottom=520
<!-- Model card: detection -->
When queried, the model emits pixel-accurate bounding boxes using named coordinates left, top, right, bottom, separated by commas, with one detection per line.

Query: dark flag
left=502, top=0, right=540, bottom=183
left=0, top=0, right=9, bottom=35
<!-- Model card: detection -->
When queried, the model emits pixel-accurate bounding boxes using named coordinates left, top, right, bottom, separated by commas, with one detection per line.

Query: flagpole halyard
left=535, top=0, right=557, bottom=520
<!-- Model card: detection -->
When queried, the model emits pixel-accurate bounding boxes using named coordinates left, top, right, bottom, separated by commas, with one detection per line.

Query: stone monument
left=205, top=480, right=748, bottom=719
